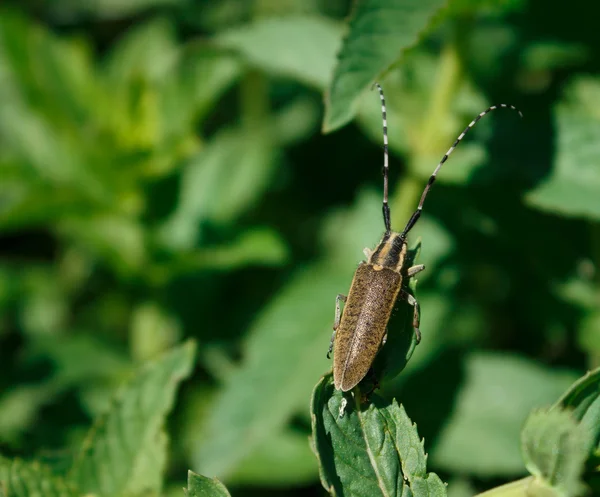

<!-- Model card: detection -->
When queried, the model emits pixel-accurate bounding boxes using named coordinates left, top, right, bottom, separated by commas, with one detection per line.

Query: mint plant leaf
left=526, top=78, right=600, bottom=220
left=521, top=407, right=588, bottom=497
left=311, top=374, right=446, bottom=497
left=0, top=456, right=79, bottom=497
left=70, top=341, right=196, bottom=497
left=431, top=353, right=578, bottom=476
left=553, top=366, right=600, bottom=455
left=185, top=470, right=231, bottom=497
left=215, top=16, right=343, bottom=90
left=324, top=0, right=448, bottom=132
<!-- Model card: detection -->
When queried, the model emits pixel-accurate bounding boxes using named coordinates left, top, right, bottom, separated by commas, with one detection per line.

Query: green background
left=0, top=0, right=599, bottom=495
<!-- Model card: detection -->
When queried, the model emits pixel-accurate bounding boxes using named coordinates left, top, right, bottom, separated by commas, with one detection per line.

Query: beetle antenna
left=400, top=103, right=522, bottom=239
left=374, top=83, right=391, bottom=233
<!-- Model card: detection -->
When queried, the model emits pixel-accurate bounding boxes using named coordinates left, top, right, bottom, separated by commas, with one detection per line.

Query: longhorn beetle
left=328, top=83, right=521, bottom=393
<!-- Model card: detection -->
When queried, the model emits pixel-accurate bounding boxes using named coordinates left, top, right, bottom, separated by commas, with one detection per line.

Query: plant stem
left=475, top=476, right=557, bottom=497
left=589, top=222, right=600, bottom=369
left=390, top=42, right=464, bottom=226
left=240, top=69, right=269, bottom=129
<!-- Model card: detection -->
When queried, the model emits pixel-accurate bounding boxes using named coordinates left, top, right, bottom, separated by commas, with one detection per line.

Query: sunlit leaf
left=0, top=386, right=56, bottom=446
left=521, top=408, right=588, bottom=497
left=0, top=456, right=79, bottom=497
left=45, top=0, right=185, bottom=21
left=553, top=367, right=600, bottom=454
left=311, top=374, right=446, bottom=497
left=158, top=228, right=289, bottom=278
left=228, top=428, right=318, bottom=486
left=526, top=77, right=600, bottom=220
left=59, top=215, right=147, bottom=278
left=159, top=127, right=277, bottom=249
left=324, top=0, right=448, bottom=132
left=431, top=353, right=579, bottom=476
left=185, top=471, right=231, bottom=497
left=215, top=16, right=343, bottom=90
left=103, top=18, right=178, bottom=85
left=71, top=341, right=196, bottom=496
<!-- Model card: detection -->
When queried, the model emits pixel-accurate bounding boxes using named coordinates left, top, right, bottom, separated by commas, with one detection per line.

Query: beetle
left=328, top=83, right=521, bottom=392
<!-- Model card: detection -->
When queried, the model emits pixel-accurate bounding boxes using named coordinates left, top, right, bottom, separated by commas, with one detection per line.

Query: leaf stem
left=589, top=222, right=600, bottom=368
left=474, top=476, right=557, bottom=497
left=240, top=69, right=269, bottom=129
left=390, top=41, right=464, bottom=226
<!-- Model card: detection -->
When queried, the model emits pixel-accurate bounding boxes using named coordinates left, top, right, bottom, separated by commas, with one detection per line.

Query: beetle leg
left=360, top=368, right=380, bottom=402
left=400, top=290, right=421, bottom=343
left=407, top=264, right=425, bottom=277
left=327, top=332, right=335, bottom=359
left=327, top=294, right=347, bottom=358
left=382, top=331, right=388, bottom=346
left=334, top=294, right=347, bottom=330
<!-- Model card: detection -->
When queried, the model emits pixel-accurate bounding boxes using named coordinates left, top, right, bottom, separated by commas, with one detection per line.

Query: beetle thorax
left=367, top=231, right=407, bottom=273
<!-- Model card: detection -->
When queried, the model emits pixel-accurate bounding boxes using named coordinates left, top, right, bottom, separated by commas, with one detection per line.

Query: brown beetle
left=328, top=83, right=521, bottom=392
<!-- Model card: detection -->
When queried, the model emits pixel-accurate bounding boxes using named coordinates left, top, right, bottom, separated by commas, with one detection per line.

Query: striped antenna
left=399, top=103, right=523, bottom=239
left=374, top=83, right=391, bottom=233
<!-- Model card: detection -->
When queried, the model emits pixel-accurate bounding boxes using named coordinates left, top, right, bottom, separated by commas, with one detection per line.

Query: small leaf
left=0, top=456, right=79, bottom=497
left=553, top=367, right=600, bottom=456
left=0, top=385, right=56, bottom=446
left=324, top=0, right=448, bottom=132
left=185, top=471, right=231, bottom=497
left=521, top=42, right=588, bottom=72
left=70, top=341, right=196, bottom=497
left=521, top=407, right=588, bottom=497
left=59, top=214, right=147, bottom=278
left=162, top=47, right=241, bottom=138
left=159, top=127, right=277, bottom=250
left=526, top=77, right=600, bottom=220
left=215, top=16, right=343, bottom=89
left=103, top=18, right=178, bottom=84
left=311, top=374, right=447, bottom=497
left=169, top=228, right=289, bottom=272
left=431, top=353, right=579, bottom=476
left=45, top=0, right=185, bottom=21
left=228, top=428, right=318, bottom=486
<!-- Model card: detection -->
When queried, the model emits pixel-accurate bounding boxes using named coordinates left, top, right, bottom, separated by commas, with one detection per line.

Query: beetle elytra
left=328, top=83, right=521, bottom=392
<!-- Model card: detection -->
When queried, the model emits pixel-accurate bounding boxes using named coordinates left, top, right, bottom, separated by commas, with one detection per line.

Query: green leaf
left=0, top=456, right=79, bottom=497
left=553, top=367, right=600, bottom=455
left=431, top=353, right=579, bottom=476
left=215, top=16, right=343, bottom=90
left=228, top=428, right=318, bottom=486
left=130, top=302, right=181, bottom=362
left=526, top=77, right=600, bottom=220
left=163, top=228, right=289, bottom=274
left=159, top=126, right=277, bottom=250
left=70, top=341, right=196, bottom=497
left=323, top=0, right=448, bottom=132
left=29, top=333, right=130, bottom=389
left=185, top=471, right=231, bottom=497
left=446, top=0, right=526, bottom=15
left=521, top=407, right=588, bottom=497
left=0, top=385, right=57, bottom=446
left=59, top=215, right=147, bottom=278
left=521, top=42, right=588, bottom=72
left=45, top=0, right=185, bottom=21
left=161, top=47, right=241, bottom=138
left=311, top=374, right=447, bottom=497
left=103, top=17, right=178, bottom=85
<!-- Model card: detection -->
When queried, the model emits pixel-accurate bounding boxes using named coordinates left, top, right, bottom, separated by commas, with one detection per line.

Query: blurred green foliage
left=1, top=0, right=600, bottom=495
